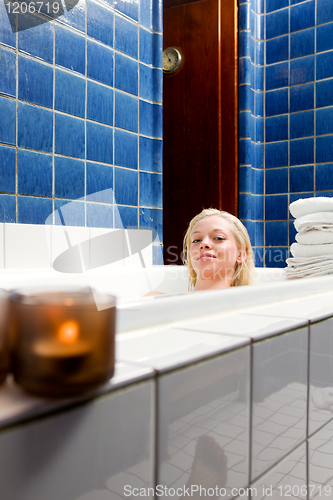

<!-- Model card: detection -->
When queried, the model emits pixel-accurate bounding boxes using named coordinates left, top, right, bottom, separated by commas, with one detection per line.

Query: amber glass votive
left=9, top=288, right=116, bottom=397
left=0, top=289, right=10, bottom=384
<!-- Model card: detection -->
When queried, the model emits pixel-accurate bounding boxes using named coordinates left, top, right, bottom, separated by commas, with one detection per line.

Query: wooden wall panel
left=163, top=0, right=238, bottom=264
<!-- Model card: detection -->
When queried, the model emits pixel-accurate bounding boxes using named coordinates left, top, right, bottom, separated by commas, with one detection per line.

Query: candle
left=10, top=288, right=116, bottom=397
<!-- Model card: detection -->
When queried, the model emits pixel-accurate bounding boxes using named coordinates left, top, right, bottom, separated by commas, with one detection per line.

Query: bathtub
left=1, top=223, right=333, bottom=499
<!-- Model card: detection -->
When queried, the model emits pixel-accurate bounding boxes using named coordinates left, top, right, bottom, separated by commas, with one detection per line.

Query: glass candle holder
left=9, top=288, right=116, bottom=398
left=0, top=289, right=10, bottom=385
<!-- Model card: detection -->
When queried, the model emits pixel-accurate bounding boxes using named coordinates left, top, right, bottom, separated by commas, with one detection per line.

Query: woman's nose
left=200, top=237, right=212, bottom=248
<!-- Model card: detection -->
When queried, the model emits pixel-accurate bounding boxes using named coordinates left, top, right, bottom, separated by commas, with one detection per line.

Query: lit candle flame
left=58, top=321, right=79, bottom=344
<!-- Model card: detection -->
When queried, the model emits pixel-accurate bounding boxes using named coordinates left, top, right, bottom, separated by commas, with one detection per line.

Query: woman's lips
left=197, top=254, right=216, bottom=261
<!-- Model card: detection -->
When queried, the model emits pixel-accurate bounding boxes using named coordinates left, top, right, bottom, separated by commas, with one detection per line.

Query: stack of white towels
left=286, top=197, right=333, bottom=279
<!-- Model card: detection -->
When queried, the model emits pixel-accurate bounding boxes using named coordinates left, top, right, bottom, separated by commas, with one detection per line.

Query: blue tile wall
left=0, top=0, right=163, bottom=257
left=239, top=0, right=333, bottom=267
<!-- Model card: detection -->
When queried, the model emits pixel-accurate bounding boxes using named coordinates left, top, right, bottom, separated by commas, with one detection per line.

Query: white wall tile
left=157, top=347, right=250, bottom=499
left=251, top=443, right=306, bottom=500
left=0, top=224, right=4, bottom=270
left=251, top=328, right=308, bottom=481
left=0, top=380, right=154, bottom=500
left=308, top=418, right=333, bottom=499
left=50, top=225, right=90, bottom=273
left=123, top=229, right=152, bottom=268
left=4, top=224, right=51, bottom=269
left=309, top=318, right=333, bottom=436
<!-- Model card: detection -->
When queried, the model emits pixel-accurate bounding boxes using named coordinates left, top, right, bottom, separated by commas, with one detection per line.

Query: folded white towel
left=294, top=212, right=333, bottom=233
left=285, top=257, right=333, bottom=278
left=295, top=230, right=333, bottom=245
left=285, top=266, right=333, bottom=279
left=290, top=242, right=333, bottom=258
left=290, top=197, right=333, bottom=218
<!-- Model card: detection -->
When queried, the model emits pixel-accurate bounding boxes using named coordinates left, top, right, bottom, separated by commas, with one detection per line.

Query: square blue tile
left=139, top=207, right=162, bottom=241
left=139, top=136, right=162, bottom=172
left=251, top=64, right=264, bottom=91
left=140, top=0, right=152, bottom=29
left=0, top=145, right=15, bottom=193
left=55, top=156, right=84, bottom=199
left=266, top=9, right=289, bottom=39
left=18, top=197, right=53, bottom=225
left=290, top=83, right=314, bottom=112
left=265, top=168, right=288, bottom=194
left=290, top=56, right=314, bottom=85
left=254, top=91, right=264, bottom=117
left=316, top=136, right=333, bottom=164
left=266, top=0, right=288, bottom=13
left=139, top=101, right=162, bottom=138
left=87, top=0, right=114, bottom=47
left=152, top=245, right=163, bottom=265
left=317, top=23, right=333, bottom=53
left=239, top=138, right=252, bottom=165
left=253, top=40, right=265, bottom=66
left=139, top=64, right=162, bottom=103
left=86, top=121, right=113, bottom=164
left=139, top=28, right=162, bottom=68
left=55, top=200, right=85, bottom=226
left=290, top=28, right=314, bottom=59
left=254, top=247, right=264, bottom=267
left=115, top=167, right=138, bottom=206
left=290, top=138, right=314, bottom=165
left=87, top=40, right=113, bottom=86
left=0, top=47, right=16, bottom=98
left=266, top=36, right=289, bottom=65
left=18, top=15, right=53, bottom=63
left=265, top=220, right=288, bottom=245
left=18, top=102, right=52, bottom=152
left=250, top=11, right=264, bottom=40
left=152, top=0, right=162, bottom=32
left=55, top=69, right=85, bottom=118
left=115, top=14, right=138, bottom=59
left=18, top=56, right=53, bottom=108
left=264, top=245, right=288, bottom=268
left=254, top=117, right=264, bottom=143
left=290, top=0, right=315, bottom=32
left=242, top=219, right=255, bottom=245
left=317, top=51, right=333, bottom=81
left=317, top=79, right=333, bottom=108
left=255, top=221, right=264, bottom=246
left=115, top=91, right=138, bottom=133
left=18, top=150, right=52, bottom=197
left=254, top=168, right=264, bottom=194
left=55, top=113, right=85, bottom=159
left=87, top=203, right=113, bottom=228
left=58, top=0, right=85, bottom=32
left=266, top=88, right=288, bottom=117
left=290, top=165, right=314, bottom=192
left=266, top=62, right=289, bottom=90
left=266, top=115, right=288, bottom=143
left=253, top=142, right=264, bottom=169
left=239, top=58, right=251, bottom=85
left=265, top=194, right=288, bottom=220
left=239, top=85, right=253, bottom=113
left=239, top=111, right=251, bottom=139
left=239, top=193, right=253, bottom=219
left=254, top=195, right=264, bottom=220
left=239, top=166, right=252, bottom=193
left=239, top=3, right=250, bottom=30
left=316, top=164, right=333, bottom=191
left=115, top=53, right=138, bottom=96
left=317, top=0, right=333, bottom=25
left=265, top=141, right=288, bottom=168
left=115, top=205, right=138, bottom=228
left=251, top=0, right=265, bottom=14
left=139, top=172, right=162, bottom=207
left=0, top=1, right=16, bottom=48
left=240, top=31, right=250, bottom=59
left=290, top=110, right=314, bottom=139
left=87, top=80, right=114, bottom=126
left=115, top=0, right=138, bottom=21
left=55, top=25, right=85, bottom=75
left=115, top=129, right=138, bottom=169
left=0, top=194, right=15, bottom=222
left=86, top=162, right=113, bottom=203
left=317, top=107, right=333, bottom=136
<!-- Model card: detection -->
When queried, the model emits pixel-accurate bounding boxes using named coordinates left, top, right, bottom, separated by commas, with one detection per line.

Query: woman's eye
left=215, top=237, right=225, bottom=241
left=192, top=239, right=200, bottom=244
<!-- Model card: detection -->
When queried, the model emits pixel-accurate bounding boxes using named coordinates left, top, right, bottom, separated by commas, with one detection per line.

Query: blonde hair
left=182, top=208, right=255, bottom=290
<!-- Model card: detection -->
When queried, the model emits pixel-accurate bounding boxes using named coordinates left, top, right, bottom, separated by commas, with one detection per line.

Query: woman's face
left=189, top=215, right=243, bottom=282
